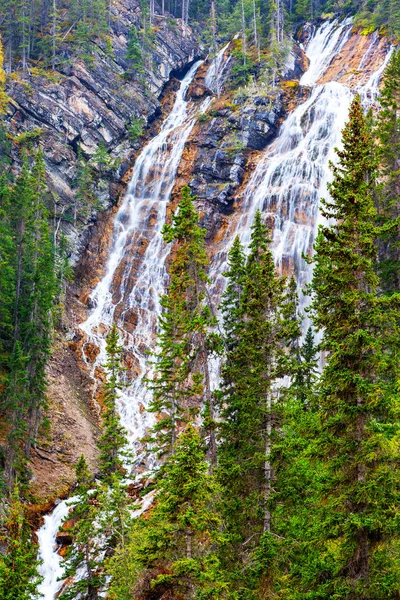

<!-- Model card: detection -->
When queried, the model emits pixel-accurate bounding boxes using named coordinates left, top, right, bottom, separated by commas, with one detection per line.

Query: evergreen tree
left=0, top=483, right=42, bottom=599
left=98, top=323, right=130, bottom=481
left=293, top=326, right=319, bottom=406
left=375, top=49, right=400, bottom=294
left=0, top=39, right=9, bottom=113
left=219, top=234, right=246, bottom=353
left=125, top=25, right=143, bottom=75
left=2, top=149, right=57, bottom=489
left=302, top=94, right=400, bottom=598
left=75, top=453, right=92, bottom=493
left=147, top=186, right=216, bottom=462
left=106, top=425, right=229, bottom=600
left=0, top=173, right=15, bottom=366
left=217, top=210, right=299, bottom=591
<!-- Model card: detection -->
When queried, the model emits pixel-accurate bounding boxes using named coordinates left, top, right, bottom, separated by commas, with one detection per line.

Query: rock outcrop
left=173, top=44, right=309, bottom=225
left=5, top=0, right=202, bottom=263
left=318, top=28, right=390, bottom=87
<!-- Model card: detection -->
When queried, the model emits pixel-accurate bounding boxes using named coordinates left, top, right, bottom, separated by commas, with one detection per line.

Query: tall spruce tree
left=375, top=49, right=400, bottom=294
left=219, top=234, right=246, bottom=353
left=147, top=186, right=216, bottom=462
left=292, top=325, right=319, bottom=406
left=302, top=94, right=400, bottom=598
left=106, top=425, right=229, bottom=600
left=217, top=211, right=300, bottom=591
left=0, top=482, right=42, bottom=599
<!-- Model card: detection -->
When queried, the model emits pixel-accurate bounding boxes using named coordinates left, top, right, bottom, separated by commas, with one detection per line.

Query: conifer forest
left=0, top=0, right=399, bottom=597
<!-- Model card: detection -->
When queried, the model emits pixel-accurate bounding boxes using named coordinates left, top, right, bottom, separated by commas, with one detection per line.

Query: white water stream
left=36, top=497, right=78, bottom=600
left=36, top=20, right=391, bottom=599
left=204, top=42, right=231, bottom=96
left=80, top=60, right=211, bottom=455
left=209, top=19, right=391, bottom=320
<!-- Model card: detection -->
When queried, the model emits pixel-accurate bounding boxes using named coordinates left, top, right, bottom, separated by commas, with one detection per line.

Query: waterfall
left=209, top=19, right=392, bottom=323
left=80, top=60, right=211, bottom=461
left=35, top=21, right=391, bottom=598
left=36, top=498, right=78, bottom=600
left=204, top=43, right=231, bottom=96
left=299, top=18, right=353, bottom=86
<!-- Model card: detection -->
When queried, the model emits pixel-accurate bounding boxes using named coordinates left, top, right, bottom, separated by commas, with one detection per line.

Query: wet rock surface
left=171, top=41, right=309, bottom=221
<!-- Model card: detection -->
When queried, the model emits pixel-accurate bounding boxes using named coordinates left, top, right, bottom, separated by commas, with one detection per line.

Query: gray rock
left=5, top=0, right=202, bottom=265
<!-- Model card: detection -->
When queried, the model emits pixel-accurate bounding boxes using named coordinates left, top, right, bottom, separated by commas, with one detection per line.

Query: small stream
left=36, top=498, right=78, bottom=600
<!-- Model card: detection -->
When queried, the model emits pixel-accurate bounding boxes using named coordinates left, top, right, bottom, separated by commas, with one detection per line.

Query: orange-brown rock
left=185, top=82, right=212, bottom=100
left=318, top=30, right=389, bottom=87
left=83, top=342, right=100, bottom=363
left=127, top=481, right=145, bottom=498
left=58, top=545, right=69, bottom=558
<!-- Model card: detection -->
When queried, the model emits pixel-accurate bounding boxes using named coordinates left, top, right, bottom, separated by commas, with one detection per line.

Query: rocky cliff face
left=172, top=43, right=309, bottom=238
left=5, top=0, right=201, bottom=263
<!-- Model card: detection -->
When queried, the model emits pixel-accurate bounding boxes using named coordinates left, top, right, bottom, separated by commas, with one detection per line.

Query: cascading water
left=80, top=60, right=211, bottom=459
left=204, top=43, right=231, bottom=96
left=209, top=19, right=392, bottom=321
left=36, top=498, right=78, bottom=600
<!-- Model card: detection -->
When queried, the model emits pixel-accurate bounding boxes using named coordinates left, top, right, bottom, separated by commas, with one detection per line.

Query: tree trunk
left=241, top=0, right=246, bottom=65
left=22, top=3, right=27, bottom=72
left=252, top=0, right=260, bottom=61
left=51, top=0, right=57, bottom=70
left=210, top=0, right=217, bottom=51
left=263, top=391, right=272, bottom=533
left=201, top=333, right=217, bottom=466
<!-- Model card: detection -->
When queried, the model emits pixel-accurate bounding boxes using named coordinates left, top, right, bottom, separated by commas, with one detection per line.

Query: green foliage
left=0, top=40, right=10, bottom=112
left=127, top=117, right=144, bottom=143
left=354, top=0, right=400, bottom=39
left=230, top=49, right=256, bottom=87
left=91, top=141, right=119, bottom=173
left=0, top=148, right=58, bottom=490
left=75, top=454, right=92, bottom=494
left=125, top=26, right=143, bottom=74
left=292, top=325, right=319, bottom=406
left=375, top=49, right=400, bottom=293
left=146, top=186, right=216, bottom=461
left=0, top=0, right=398, bottom=79
left=98, top=323, right=131, bottom=481
left=0, top=0, right=110, bottom=72
left=216, top=213, right=301, bottom=593
left=0, top=483, right=42, bottom=599
left=106, top=426, right=230, bottom=599
left=302, top=94, right=400, bottom=598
